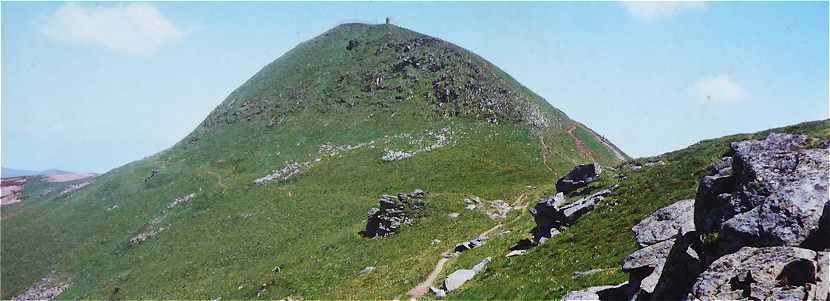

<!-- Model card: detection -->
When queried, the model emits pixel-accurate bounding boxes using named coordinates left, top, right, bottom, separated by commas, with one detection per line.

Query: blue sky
left=2, top=1, right=828, bottom=173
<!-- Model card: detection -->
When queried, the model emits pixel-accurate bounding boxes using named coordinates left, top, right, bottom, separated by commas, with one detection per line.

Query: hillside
left=1, top=23, right=624, bottom=300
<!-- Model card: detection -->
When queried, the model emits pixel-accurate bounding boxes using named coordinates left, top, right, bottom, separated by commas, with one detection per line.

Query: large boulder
left=556, top=163, right=602, bottom=194
left=360, top=190, right=427, bottom=238
left=693, top=133, right=829, bottom=254
left=623, top=234, right=702, bottom=300
left=443, top=257, right=491, bottom=292
left=691, top=246, right=829, bottom=301
left=632, top=199, right=695, bottom=248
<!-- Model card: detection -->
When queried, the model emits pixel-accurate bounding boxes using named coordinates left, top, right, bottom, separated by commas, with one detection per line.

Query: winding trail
left=565, top=123, right=594, bottom=160
left=405, top=192, right=529, bottom=301
left=202, top=170, right=228, bottom=194
left=538, top=133, right=554, bottom=172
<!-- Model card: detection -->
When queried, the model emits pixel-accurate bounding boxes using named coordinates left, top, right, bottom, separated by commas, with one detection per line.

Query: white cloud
left=41, top=3, right=183, bottom=55
left=693, top=74, right=747, bottom=104
left=622, top=2, right=706, bottom=22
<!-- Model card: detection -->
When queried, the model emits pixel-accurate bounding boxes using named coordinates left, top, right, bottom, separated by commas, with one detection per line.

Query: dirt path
left=583, top=126, right=627, bottom=162
left=405, top=192, right=529, bottom=301
left=538, top=133, right=554, bottom=172
left=565, top=123, right=594, bottom=160
left=202, top=170, right=228, bottom=194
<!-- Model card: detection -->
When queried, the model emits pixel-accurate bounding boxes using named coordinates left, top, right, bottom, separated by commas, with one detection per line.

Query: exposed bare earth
left=1, top=177, right=27, bottom=206
left=44, top=172, right=97, bottom=183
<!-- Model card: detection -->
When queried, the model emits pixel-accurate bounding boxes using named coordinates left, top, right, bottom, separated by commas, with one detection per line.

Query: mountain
left=1, top=22, right=827, bottom=301
left=1, top=23, right=626, bottom=300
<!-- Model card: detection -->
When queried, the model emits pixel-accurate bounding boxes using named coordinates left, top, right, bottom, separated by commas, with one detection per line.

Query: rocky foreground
left=563, top=133, right=829, bottom=301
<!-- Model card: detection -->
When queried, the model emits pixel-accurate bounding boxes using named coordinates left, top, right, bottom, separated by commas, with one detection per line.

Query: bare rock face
left=556, top=163, right=602, bottom=194
left=632, top=199, right=695, bottom=248
left=694, top=133, right=829, bottom=255
left=360, top=189, right=427, bottom=238
left=691, top=246, right=829, bottom=301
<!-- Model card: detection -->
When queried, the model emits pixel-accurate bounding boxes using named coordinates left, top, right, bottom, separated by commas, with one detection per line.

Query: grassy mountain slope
left=1, top=24, right=623, bottom=300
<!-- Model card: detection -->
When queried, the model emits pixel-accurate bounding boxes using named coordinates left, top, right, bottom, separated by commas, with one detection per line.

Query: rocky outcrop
left=556, top=163, right=602, bottom=194
left=360, top=189, right=427, bottom=238
left=562, top=133, right=829, bottom=301
left=694, top=133, right=829, bottom=255
left=528, top=188, right=615, bottom=244
left=632, top=199, right=695, bottom=248
left=691, top=247, right=828, bottom=301
left=11, top=274, right=69, bottom=301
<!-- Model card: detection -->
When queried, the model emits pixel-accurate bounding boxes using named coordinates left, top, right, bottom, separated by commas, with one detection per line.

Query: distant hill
left=2, top=167, right=76, bottom=178
left=1, top=168, right=41, bottom=178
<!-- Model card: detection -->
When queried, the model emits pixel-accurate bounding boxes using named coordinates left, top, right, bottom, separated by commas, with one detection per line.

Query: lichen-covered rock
left=632, top=199, right=695, bottom=248
left=360, top=189, right=427, bottom=238
left=556, top=163, right=602, bottom=194
left=693, top=133, right=829, bottom=254
left=691, top=246, right=828, bottom=301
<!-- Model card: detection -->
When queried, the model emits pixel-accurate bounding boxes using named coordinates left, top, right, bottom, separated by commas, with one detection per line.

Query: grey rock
left=562, top=282, right=633, bottom=301
left=692, top=133, right=829, bottom=255
left=623, top=239, right=674, bottom=273
left=556, top=163, right=602, bottom=194
left=447, top=212, right=460, bottom=219
left=444, top=269, right=475, bottom=292
left=359, top=266, right=375, bottom=274
left=360, top=191, right=427, bottom=238
left=430, top=286, right=447, bottom=299
left=632, top=199, right=695, bottom=248
left=691, top=246, right=827, bottom=301
left=443, top=257, right=491, bottom=292
left=453, top=236, right=487, bottom=254
left=560, top=188, right=614, bottom=224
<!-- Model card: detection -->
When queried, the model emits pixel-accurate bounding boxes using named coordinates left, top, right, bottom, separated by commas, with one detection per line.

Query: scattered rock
left=505, top=250, right=527, bottom=257
left=59, top=181, right=90, bottom=196
left=447, top=212, right=460, bottom=219
left=360, top=189, right=428, bottom=238
left=632, top=199, right=695, bottom=248
left=255, top=159, right=321, bottom=185
left=11, top=273, right=69, bottom=301
left=144, top=167, right=160, bottom=182
left=452, top=236, right=487, bottom=254
left=381, top=150, right=415, bottom=161
left=430, top=286, right=447, bottom=299
left=691, top=246, right=828, bottom=301
left=556, top=163, right=602, bottom=194
left=346, top=39, right=360, bottom=50
left=359, top=266, right=375, bottom=274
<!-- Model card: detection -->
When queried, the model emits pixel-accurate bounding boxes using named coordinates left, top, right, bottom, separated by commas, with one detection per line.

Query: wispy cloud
left=41, top=3, right=183, bottom=55
left=622, top=2, right=706, bottom=22
left=693, top=74, right=747, bottom=104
